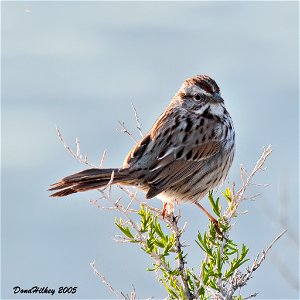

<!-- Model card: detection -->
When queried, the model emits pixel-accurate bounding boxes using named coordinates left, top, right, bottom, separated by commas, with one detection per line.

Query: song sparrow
left=49, top=75, right=235, bottom=223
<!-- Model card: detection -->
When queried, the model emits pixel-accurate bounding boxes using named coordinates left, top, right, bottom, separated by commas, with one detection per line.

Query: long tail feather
left=49, top=168, right=127, bottom=197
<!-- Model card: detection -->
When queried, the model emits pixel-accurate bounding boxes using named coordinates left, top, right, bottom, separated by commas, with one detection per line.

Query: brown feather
left=49, top=168, right=129, bottom=197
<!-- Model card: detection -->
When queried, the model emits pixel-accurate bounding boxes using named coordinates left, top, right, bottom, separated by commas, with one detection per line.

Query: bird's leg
left=162, top=202, right=168, bottom=218
left=194, top=202, right=224, bottom=237
left=194, top=201, right=217, bottom=222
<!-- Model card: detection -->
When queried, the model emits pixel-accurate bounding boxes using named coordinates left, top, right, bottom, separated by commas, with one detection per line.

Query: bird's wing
left=122, top=108, right=223, bottom=199
left=145, top=140, right=220, bottom=198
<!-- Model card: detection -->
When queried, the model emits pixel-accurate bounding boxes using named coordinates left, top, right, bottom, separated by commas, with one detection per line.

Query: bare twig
left=236, top=145, right=272, bottom=201
left=56, top=127, right=98, bottom=168
left=105, top=170, right=115, bottom=199
left=131, top=102, right=144, bottom=138
left=225, top=230, right=287, bottom=298
left=93, top=183, right=175, bottom=277
left=166, top=214, right=192, bottom=300
left=117, top=121, right=137, bottom=142
left=90, top=261, right=123, bottom=299
left=225, top=145, right=273, bottom=220
left=243, top=292, right=259, bottom=299
left=253, top=229, right=287, bottom=271
left=99, top=149, right=106, bottom=168
left=129, top=285, right=136, bottom=300
left=117, top=185, right=162, bottom=216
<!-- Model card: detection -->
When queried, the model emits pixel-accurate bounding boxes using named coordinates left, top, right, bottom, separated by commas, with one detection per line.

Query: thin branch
left=243, top=292, right=259, bottom=299
left=225, top=230, right=287, bottom=297
left=99, top=149, right=106, bottom=168
left=253, top=229, right=287, bottom=270
left=117, top=121, right=137, bottom=142
left=56, top=127, right=98, bottom=168
left=131, top=102, right=144, bottom=138
left=105, top=170, right=115, bottom=199
left=94, top=184, right=174, bottom=276
left=225, top=145, right=273, bottom=220
left=117, top=185, right=162, bottom=216
left=90, top=261, right=123, bottom=299
left=236, top=145, right=272, bottom=201
left=166, top=214, right=192, bottom=300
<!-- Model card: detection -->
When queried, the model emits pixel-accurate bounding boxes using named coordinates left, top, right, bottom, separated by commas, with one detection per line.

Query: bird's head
left=174, top=75, right=225, bottom=115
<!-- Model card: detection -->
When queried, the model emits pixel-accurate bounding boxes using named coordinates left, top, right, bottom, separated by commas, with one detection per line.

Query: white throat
left=209, top=103, right=224, bottom=116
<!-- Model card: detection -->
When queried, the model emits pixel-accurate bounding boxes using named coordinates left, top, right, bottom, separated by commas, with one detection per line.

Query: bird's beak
left=211, top=93, right=224, bottom=104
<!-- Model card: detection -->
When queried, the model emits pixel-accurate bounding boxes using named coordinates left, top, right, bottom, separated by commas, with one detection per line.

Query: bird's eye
left=193, top=94, right=201, bottom=101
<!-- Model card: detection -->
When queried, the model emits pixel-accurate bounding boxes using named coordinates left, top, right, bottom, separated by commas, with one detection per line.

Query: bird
left=49, top=75, right=235, bottom=224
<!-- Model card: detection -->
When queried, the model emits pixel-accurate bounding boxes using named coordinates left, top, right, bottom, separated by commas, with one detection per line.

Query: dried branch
left=236, top=145, right=272, bottom=201
left=131, top=102, right=144, bottom=138
left=225, top=230, right=287, bottom=298
left=90, top=261, right=123, bottom=299
left=117, top=121, right=137, bottom=142
left=92, top=183, right=175, bottom=277
left=243, top=292, right=259, bottom=299
left=166, top=214, right=192, bottom=300
left=117, top=185, right=162, bottom=216
left=56, top=127, right=99, bottom=168
left=225, top=145, right=272, bottom=220
left=256, top=230, right=287, bottom=267
left=99, top=149, right=106, bottom=168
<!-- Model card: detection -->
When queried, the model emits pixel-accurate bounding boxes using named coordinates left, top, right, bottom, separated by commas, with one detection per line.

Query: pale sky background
left=2, top=1, right=299, bottom=299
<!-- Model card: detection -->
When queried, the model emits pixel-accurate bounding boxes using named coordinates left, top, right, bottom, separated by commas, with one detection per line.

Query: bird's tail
left=49, top=168, right=128, bottom=197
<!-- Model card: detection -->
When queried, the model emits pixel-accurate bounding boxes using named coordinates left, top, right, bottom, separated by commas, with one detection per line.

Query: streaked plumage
left=50, top=75, right=235, bottom=216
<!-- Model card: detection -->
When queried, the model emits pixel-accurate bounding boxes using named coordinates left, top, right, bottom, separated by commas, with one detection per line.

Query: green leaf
left=179, top=286, right=187, bottom=300
left=222, top=188, right=232, bottom=202
left=154, top=239, right=165, bottom=248
left=161, top=281, right=179, bottom=299
left=138, top=205, right=152, bottom=232
left=198, top=286, right=205, bottom=296
left=216, top=248, right=222, bottom=276
left=196, top=232, right=213, bottom=257
left=129, top=239, right=139, bottom=243
left=208, top=192, right=221, bottom=217
left=115, top=218, right=134, bottom=239
left=208, top=279, right=219, bottom=291
left=155, top=222, right=166, bottom=241
left=146, top=263, right=159, bottom=272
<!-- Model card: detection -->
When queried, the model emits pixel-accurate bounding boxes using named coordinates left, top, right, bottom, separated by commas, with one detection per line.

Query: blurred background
left=2, top=1, right=299, bottom=299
